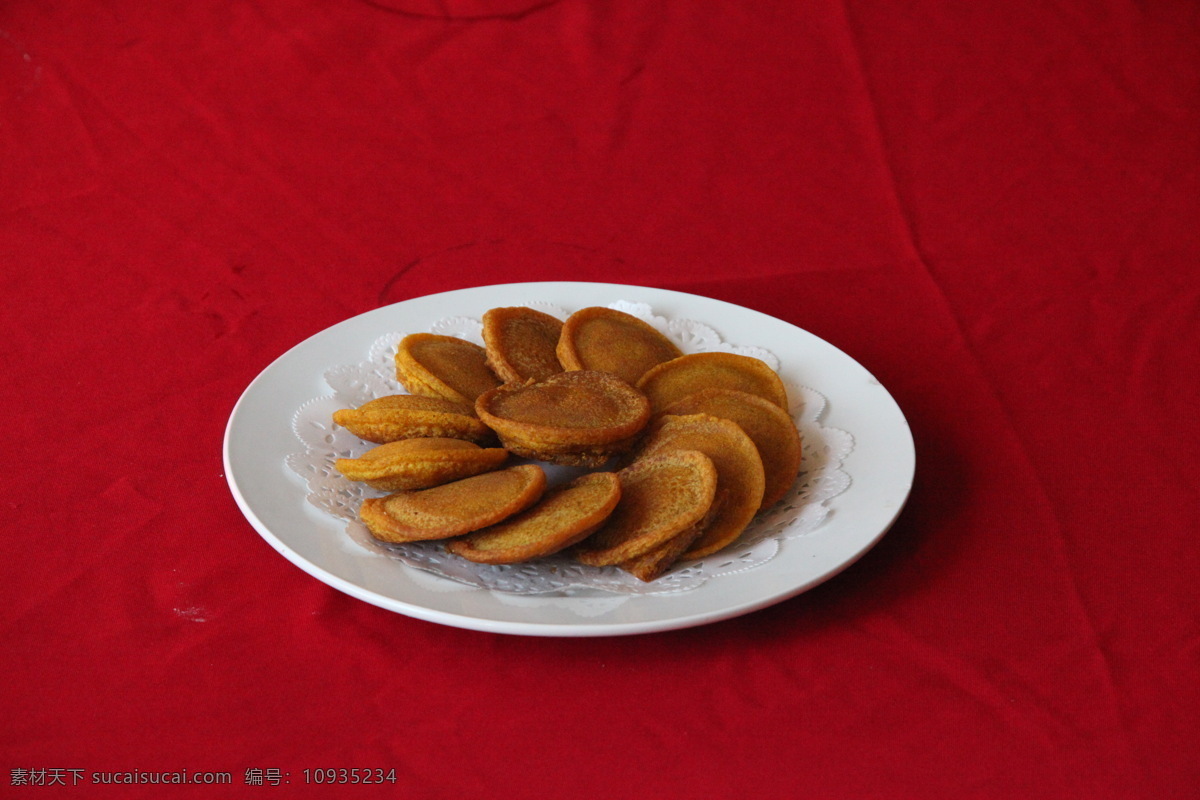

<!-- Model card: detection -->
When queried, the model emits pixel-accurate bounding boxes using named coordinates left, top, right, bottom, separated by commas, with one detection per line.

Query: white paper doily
left=287, top=300, right=853, bottom=596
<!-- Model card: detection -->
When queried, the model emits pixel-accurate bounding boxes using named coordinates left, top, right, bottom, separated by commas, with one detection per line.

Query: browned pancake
left=394, top=333, right=501, bottom=406
left=447, top=472, right=621, bottom=564
left=659, top=388, right=801, bottom=508
left=475, top=370, right=651, bottom=466
left=636, top=352, right=789, bottom=414
left=575, top=450, right=717, bottom=566
left=632, top=413, right=765, bottom=559
left=332, top=394, right=494, bottom=444
left=334, top=438, right=508, bottom=492
left=360, top=464, right=546, bottom=543
left=481, top=306, right=565, bottom=383
left=556, top=306, right=683, bottom=386
left=617, top=498, right=719, bottom=582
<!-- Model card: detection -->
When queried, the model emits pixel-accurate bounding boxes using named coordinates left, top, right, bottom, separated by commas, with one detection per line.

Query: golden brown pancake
left=632, top=413, right=765, bottom=559
left=360, top=464, right=546, bottom=543
left=636, top=352, right=789, bottom=414
left=556, top=306, right=683, bottom=386
left=659, top=388, right=801, bottom=508
left=575, top=449, right=717, bottom=566
left=332, top=394, right=494, bottom=445
left=394, top=333, right=501, bottom=406
left=617, top=485, right=727, bottom=581
left=475, top=370, right=651, bottom=467
left=447, top=472, right=621, bottom=564
left=618, top=538, right=700, bottom=582
left=481, top=306, right=565, bottom=383
left=334, top=438, right=508, bottom=492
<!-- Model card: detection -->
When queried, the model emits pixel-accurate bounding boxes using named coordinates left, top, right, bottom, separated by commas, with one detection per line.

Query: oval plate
left=223, top=282, right=915, bottom=636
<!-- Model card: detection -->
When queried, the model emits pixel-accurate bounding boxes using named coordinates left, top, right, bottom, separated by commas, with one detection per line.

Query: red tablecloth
left=3, top=1, right=1197, bottom=797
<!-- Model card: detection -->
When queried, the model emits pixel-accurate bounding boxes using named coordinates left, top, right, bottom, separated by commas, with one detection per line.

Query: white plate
left=223, top=282, right=914, bottom=636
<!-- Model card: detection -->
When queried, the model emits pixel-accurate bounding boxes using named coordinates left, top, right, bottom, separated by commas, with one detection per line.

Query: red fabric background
left=2, top=1, right=1197, bottom=797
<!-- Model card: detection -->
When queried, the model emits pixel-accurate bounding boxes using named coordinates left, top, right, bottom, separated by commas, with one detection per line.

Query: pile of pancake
left=331, top=305, right=802, bottom=582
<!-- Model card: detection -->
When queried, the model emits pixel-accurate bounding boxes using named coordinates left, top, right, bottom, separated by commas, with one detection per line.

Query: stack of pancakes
left=331, top=306, right=802, bottom=582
